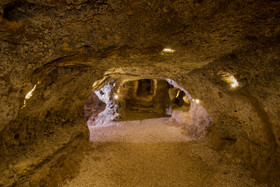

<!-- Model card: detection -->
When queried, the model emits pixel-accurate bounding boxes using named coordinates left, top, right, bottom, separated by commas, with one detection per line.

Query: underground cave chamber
left=1, top=0, right=280, bottom=185
left=84, top=77, right=212, bottom=140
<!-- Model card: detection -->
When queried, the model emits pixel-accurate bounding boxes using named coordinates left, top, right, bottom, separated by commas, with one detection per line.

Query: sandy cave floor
left=63, top=118, right=267, bottom=187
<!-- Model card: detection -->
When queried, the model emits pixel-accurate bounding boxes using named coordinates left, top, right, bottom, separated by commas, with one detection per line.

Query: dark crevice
left=3, top=4, right=16, bottom=20
left=3, top=1, right=35, bottom=21
left=223, top=137, right=237, bottom=144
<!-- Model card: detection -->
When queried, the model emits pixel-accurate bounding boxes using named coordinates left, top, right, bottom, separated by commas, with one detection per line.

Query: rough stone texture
left=84, top=92, right=106, bottom=122
left=171, top=103, right=211, bottom=139
left=0, top=0, right=280, bottom=186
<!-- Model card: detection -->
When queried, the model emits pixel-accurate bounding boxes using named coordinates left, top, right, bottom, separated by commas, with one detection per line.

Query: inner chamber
left=114, top=79, right=190, bottom=121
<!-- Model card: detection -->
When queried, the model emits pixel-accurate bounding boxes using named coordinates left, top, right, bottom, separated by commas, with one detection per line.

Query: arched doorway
left=84, top=77, right=212, bottom=142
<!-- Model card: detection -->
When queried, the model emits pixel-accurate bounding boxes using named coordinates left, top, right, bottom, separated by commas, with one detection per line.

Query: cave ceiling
left=1, top=0, right=279, bottom=73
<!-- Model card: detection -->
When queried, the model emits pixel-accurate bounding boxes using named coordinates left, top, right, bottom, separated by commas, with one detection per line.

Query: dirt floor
left=117, top=109, right=171, bottom=122
left=63, top=118, right=268, bottom=187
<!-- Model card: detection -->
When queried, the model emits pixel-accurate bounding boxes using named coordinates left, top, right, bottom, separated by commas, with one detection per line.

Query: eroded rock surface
left=84, top=93, right=106, bottom=122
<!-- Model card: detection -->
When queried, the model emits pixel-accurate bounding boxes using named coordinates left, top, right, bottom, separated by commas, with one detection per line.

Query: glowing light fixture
left=21, top=84, right=37, bottom=109
left=183, top=96, right=190, bottom=104
left=176, top=90, right=180, bottom=98
left=231, top=78, right=239, bottom=88
left=193, top=99, right=200, bottom=104
left=218, top=72, right=239, bottom=88
left=162, top=48, right=175, bottom=53
left=25, top=85, right=37, bottom=99
left=114, top=95, right=119, bottom=99
left=92, top=82, right=97, bottom=87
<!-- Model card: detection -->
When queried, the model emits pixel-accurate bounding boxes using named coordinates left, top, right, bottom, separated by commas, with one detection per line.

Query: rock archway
left=84, top=74, right=212, bottom=140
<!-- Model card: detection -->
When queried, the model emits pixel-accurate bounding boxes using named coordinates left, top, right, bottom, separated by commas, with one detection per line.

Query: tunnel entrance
left=85, top=78, right=192, bottom=123
left=84, top=77, right=212, bottom=142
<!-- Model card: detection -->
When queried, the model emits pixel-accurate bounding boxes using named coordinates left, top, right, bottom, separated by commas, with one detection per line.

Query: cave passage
left=84, top=77, right=212, bottom=142
left=85, top=78, right=192, bottom=125
left=114, top=79, right=190, bottom=121
left=68, top=78, right=258, bottom=187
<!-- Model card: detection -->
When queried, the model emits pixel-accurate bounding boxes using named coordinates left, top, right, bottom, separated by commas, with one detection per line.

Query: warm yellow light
left=193, top=99, right=200, bottom=104
left=162, top=48, right=175, bottom=53
left=21, top=100, right=27, bottom=109
left=114, top=95, right=119, bottom=99
left=231, top=80, right=239, bottom=88
left=176, top=90, right=180, bottom=98
left=22, top=84, right=37, bottom=109
left=183, top=96, right=190, bottom=104
left=92, top=82, right=97, bottom=87
left=25, top=85, right=37, bottom=99
left=218, top=72, right=239, bottom=89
